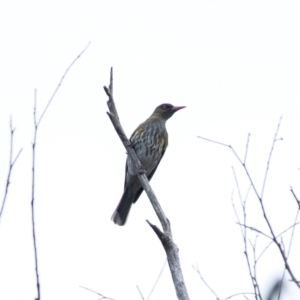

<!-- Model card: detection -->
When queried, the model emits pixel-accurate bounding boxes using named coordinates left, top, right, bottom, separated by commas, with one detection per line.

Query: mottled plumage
left=111, top=103, right=185, bottom=225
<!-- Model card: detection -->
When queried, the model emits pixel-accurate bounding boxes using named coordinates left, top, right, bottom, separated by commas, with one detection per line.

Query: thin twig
left=285, top=208, right=300, bottom=260
left=260, top=116, right=283, bottom=199
left=104, top=71, right=170, bottom=234
left=236, top=223, right=272, bottom=240
left=278, top=207, right=300, bottom=299
left=31, top=90, right=40, bottom=300
left=232, top=167, right=243, bottom=215
left=31, top=42, right=90, bottom=300
left=37, top=42, right=91, bottom=126
left=0, top=117, right=23, bottom=223
left=244, top=133, right=251, bottom=165
left=256, top=220, right=300, bottom=263
left=231, top=191, right=243, bottom=236
left=193, top=263, right=255, bottom=300
left=79, top=286, right=116, bottom=300
left=250, top=235, right=263, bottom=299
left=276, top=221, right=300, bottom=239
left=223, top=292, right=255, bottom=300
left=232, top=167, right=259, bottom=299
left=136, top=285, right=145, bottom=300
left=198, top=118, right=300, bottom=288
left=147, top=259, right=167, bottom=300
left=192, top=264, right=220, bottom=299
left=290, top=187, right=300, bottom=210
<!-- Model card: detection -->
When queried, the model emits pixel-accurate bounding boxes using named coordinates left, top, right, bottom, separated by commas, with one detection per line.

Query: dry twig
left=137, top=259, right=167, bottom=300
left=192, top=264, right=220, bottom=299
left=290, top=187, right=300, bottom=210
left=147, top=259, right=167, bottom=300
left=136, top=285, right=145, bottom=300
left=232, top=163, right=262, bottom=300
left=192, top=264, right=254, bottom=300
left=31, top=42, right=90, bottom=300
left=198, top=118, right=300, bottom=288
left=79, top=286, right=116, bottom=300
left=0, top=117, right=23, bottom=223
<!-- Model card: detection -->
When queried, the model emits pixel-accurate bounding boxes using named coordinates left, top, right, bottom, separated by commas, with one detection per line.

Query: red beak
left=172, top=106, right=186, bottom=111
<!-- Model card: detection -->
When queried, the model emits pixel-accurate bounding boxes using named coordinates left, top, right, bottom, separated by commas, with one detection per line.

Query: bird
left=111, top=103, right=185, bottom=225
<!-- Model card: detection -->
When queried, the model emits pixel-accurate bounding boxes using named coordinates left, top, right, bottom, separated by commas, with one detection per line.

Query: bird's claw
left=124, top=140, right=132, bottom=147
left=138, top=165, right=145, bottom=175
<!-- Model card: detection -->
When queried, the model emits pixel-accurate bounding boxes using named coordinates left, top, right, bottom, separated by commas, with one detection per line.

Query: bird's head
left=151, top=103, right=186, bottom=121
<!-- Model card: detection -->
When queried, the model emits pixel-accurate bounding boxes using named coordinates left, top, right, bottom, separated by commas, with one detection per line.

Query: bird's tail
left=111, top=187, right=134, bottom=226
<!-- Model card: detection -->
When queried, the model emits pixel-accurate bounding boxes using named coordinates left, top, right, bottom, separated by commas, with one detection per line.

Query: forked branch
left=198, top=118, right=300, bottom=289
left=104, top=68, right=190, bottom=300
left=0, top=117, right=23, bottom=223
left=31, top=42, right=90, bottom=300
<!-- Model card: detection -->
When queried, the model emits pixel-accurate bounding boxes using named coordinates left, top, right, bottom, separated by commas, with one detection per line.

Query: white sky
left=0, top=1, right=300, bottom=299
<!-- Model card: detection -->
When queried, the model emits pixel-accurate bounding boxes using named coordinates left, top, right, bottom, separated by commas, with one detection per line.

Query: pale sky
left=0, top=1, right=300, bottom=300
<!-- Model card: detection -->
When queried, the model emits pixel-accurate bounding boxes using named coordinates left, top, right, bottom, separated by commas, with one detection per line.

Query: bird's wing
left=123, top=126, right=143, bottom=189
left=147, top=146, right=166, bottom=182
left=132, top=140, right=167, bottom=203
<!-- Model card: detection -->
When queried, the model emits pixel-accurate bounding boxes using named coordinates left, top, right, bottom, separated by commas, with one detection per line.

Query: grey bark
left=104, top=68, right=190, bottom=300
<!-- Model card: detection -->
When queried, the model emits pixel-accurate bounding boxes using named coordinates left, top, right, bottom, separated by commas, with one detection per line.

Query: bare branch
left=231, top=167, right=243, bottom=212
left=278, top=206, right=300, bottom=299
left=136, top=285, right=145, bottom=300
left=236, top=223, right=272, bottom=240
left=276, top=220, right=300, bottom=239
left=192, top=264, right=220, bottom=299
left=135, top=260, right=168, bottom=300
left=31, top=43, right=90, bottom=300
left=243, top=244, right=261, bottom=300
left=257, top=220, right=300, bottom=263
left=37, top=42, right=91, bottom=126
left=231, top=192, right=243, bottom=236
left=104, top=68, right=190, bottom=300
left=260, top=116, right=283, bottom=199
left=193, top=264, right=256, bottom=300
left=0, top=117, right=23, bottom=223
left=250, top=235, right=263, bottom=299
left=232, top=167, right=260, bottom=299
left=32, top=91, right=41, bottom=300
left=147, top=259, right=167, bottom=300
left=198, top=118, right=300, bottom=288
left=243, top=133, right=251, bottom=165
left=79, top=286, right=116, bottom=300
left=290, top=187, right=300, bottom=210
left=223, top=292, right=255, bottom=300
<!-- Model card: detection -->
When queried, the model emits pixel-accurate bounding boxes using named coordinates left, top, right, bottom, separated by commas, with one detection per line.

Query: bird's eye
left=162, top=104, right=167, bottom=109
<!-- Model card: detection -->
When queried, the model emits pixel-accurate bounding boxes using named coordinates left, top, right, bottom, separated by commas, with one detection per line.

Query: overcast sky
left=0, top=1, right=300, bottom=300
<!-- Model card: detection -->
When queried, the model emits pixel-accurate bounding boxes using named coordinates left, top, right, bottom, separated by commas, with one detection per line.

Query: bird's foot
left=137, top=165, right=145, bottom=175
left=124, top=140, right=132, bottom=147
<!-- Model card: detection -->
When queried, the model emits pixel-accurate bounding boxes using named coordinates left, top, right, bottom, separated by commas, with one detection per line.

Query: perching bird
left=111, top=103, right=185, bottom=225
